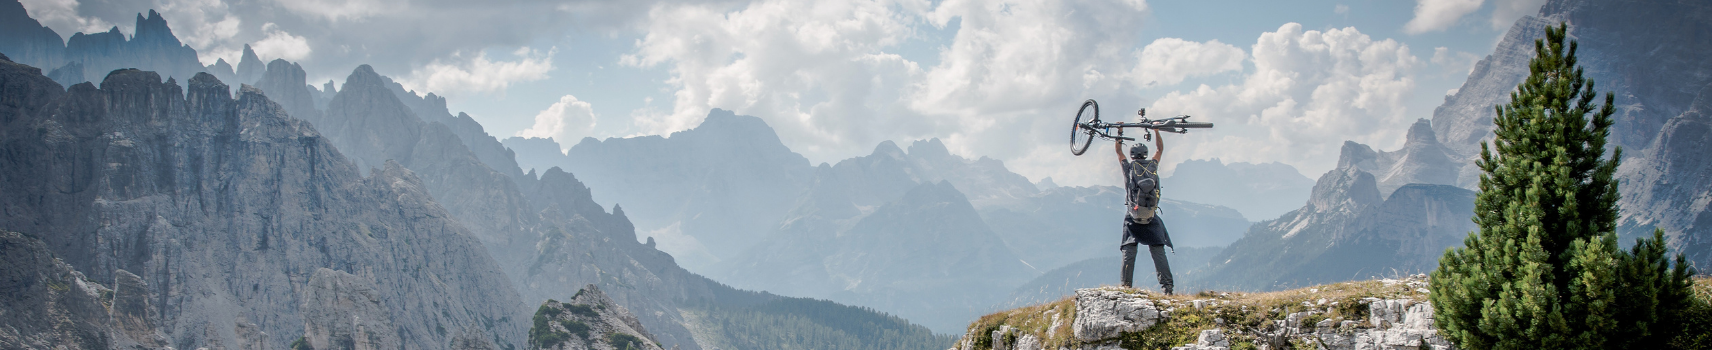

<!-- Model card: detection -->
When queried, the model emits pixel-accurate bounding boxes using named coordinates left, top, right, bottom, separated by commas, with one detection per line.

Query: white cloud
left=401, top=47, right=555, bottom=98
left=1130, top=38, right=1245, bottom=88
left=1402, top=0, right=1484, bottom=34
left=1143, top=23, right=1418, bottom=178
left=1489, top=0, right=1546, bottom=30
left=517, top=94, right=599, bottom=146
left=19, top=0, right=116, bottom=35
left=251, top=23, right=311, bottom=61
left=626, top=0, right=1154, bottom=185
left=155, top=0, right=241, bottom=63
left=273, top=0, right=399, bottom=22
left=623, top=0, right=927, bottom=159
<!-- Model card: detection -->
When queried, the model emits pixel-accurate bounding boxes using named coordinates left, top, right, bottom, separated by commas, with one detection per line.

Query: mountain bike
left=1069, top=99, right=1214, bottom=156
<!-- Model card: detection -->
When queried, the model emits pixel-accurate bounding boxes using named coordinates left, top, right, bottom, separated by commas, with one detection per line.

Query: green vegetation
left=529, top=302, right=573, bottom=349
left=607, top=332, right=645, bottom=350
left=1429, top=22, right=1697, bottom=350
left=558, top=319, right=590, bottom=338
left=682, top=296, right=955, bottom=350
left=290, top=336, right=313, bottom=350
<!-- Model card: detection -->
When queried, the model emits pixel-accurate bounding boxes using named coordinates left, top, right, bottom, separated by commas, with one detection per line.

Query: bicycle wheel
left=1070, top=99, right=1098, bottom=155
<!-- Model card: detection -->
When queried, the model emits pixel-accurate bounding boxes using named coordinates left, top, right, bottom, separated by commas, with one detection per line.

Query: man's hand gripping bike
left=1068, top=99, right=1214, bottom=156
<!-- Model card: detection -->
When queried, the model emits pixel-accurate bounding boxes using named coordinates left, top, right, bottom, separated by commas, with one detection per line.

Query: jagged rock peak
left=1309, top=166, right=1381, bottom=212
left=908, top=138, right=952, bottom=159
left=1403, top=119, right=1437, bottom=146
left=1336, top=141, right=1378, bottom=171
left=871, top=139, right=906, bottom=159
left=131, top=10, right=181, bottom=47
left=343, top=64, right=388, bottom=89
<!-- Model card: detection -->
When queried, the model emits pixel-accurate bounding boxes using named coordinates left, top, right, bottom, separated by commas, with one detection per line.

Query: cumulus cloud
left=624, top=0, right=927, bottom=158
left=1402, top=0, right=1484, bottom=34
left=517, top=94, right=599, bottom=146
left=1144, top=23, right=1418, bottom=177
left=625, top=0, right=1160, bottom=185
left=20, top=0, right=116, bottom=35
left=251, top=23, right=311, bottom=61
left=1130, top=38, right=1245, bottom=88
left=400, top=47, right=555, bottom=98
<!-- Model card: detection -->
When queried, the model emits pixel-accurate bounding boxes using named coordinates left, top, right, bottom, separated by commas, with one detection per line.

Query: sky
left=20, top=0, right=1547, bottom=187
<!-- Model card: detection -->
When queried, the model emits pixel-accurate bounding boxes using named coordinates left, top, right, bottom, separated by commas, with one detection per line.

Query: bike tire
left=1175, top=122, right=1214, bottom=128
left=1071, top=99, right=1098, bottom=155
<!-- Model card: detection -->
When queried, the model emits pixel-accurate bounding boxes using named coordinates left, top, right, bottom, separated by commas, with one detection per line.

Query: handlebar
left=1078, top=116, right=1213, bottom=140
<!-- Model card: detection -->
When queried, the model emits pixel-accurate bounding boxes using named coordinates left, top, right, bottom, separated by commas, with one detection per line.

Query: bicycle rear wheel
left=1071, top=99, right=1098, bottom=155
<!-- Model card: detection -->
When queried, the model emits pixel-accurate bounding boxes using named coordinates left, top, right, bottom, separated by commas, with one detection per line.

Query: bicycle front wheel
left=1071, top=99, right=1098, bottom=155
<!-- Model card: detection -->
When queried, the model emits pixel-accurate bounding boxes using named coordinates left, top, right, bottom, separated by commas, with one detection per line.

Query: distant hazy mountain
left=1002, top=246, right=1225, bottom=307
left=1196, top=142, right=1477, bottom=291
left=1164, top=159, right=1313, bottom=221
left=716, top=180, right=1033, bottom=333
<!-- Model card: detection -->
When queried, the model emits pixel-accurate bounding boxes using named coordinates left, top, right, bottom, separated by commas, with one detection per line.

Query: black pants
left=1121, top=244, right=1173, bottom=292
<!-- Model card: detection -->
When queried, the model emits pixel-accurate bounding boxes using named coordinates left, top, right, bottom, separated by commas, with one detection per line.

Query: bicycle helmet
left=1130, top=144, right=1148, bottom=160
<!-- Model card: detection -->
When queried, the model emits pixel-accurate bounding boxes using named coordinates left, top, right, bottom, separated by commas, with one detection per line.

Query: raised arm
left=1151, top=129, right=1164, bottom=162
left=1116, top=129, right=1129, bottom=163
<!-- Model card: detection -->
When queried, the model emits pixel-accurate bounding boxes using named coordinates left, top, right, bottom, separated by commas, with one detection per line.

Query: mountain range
left=0, top=4, right=950, bottom=349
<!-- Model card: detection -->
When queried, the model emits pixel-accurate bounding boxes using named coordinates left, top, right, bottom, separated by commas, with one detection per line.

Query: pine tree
left=1428, top=22, right=1696, bottom=349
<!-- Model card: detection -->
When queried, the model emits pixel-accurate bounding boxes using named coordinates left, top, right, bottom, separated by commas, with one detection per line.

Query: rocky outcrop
left=0, top=58, right=526, bottom=349
left=528, top=285, right=663, bottom=350
left=955, top=277, right=1454, bottom=350
left=0, top=230, right=168, bottom=349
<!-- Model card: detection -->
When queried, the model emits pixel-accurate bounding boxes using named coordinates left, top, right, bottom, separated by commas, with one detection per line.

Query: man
left=1116, top=116, right=1173, bottom=295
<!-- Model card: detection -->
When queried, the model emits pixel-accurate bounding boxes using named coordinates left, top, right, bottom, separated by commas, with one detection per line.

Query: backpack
left=1126, top=160, right=1160, bottom=224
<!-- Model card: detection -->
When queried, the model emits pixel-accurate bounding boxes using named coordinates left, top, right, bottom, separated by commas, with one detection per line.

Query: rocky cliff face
left=0, top=230, right=169, bottom=349
left=0, top=56, right=526, bottom=349
left=1617, top=84, right=1712, bottom=265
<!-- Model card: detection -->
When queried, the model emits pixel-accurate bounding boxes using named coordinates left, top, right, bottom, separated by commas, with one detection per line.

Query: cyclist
left=1116, top=111, right=1173, bottom=295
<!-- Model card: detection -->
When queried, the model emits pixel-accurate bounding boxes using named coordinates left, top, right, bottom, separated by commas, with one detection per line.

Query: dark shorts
left=1122, top=216, right=1172, bottom=247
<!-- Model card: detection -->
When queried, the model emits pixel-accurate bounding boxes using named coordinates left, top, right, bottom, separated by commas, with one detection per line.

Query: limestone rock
left=1071, top=289, right=1160, bottom=342
left=0, top=59, right=525, bottom=349
left=300, top=268, right=402, bottom=350
left=528, top=285, right=663, bottom=350
left=0, top=230, right=168, bottom=349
